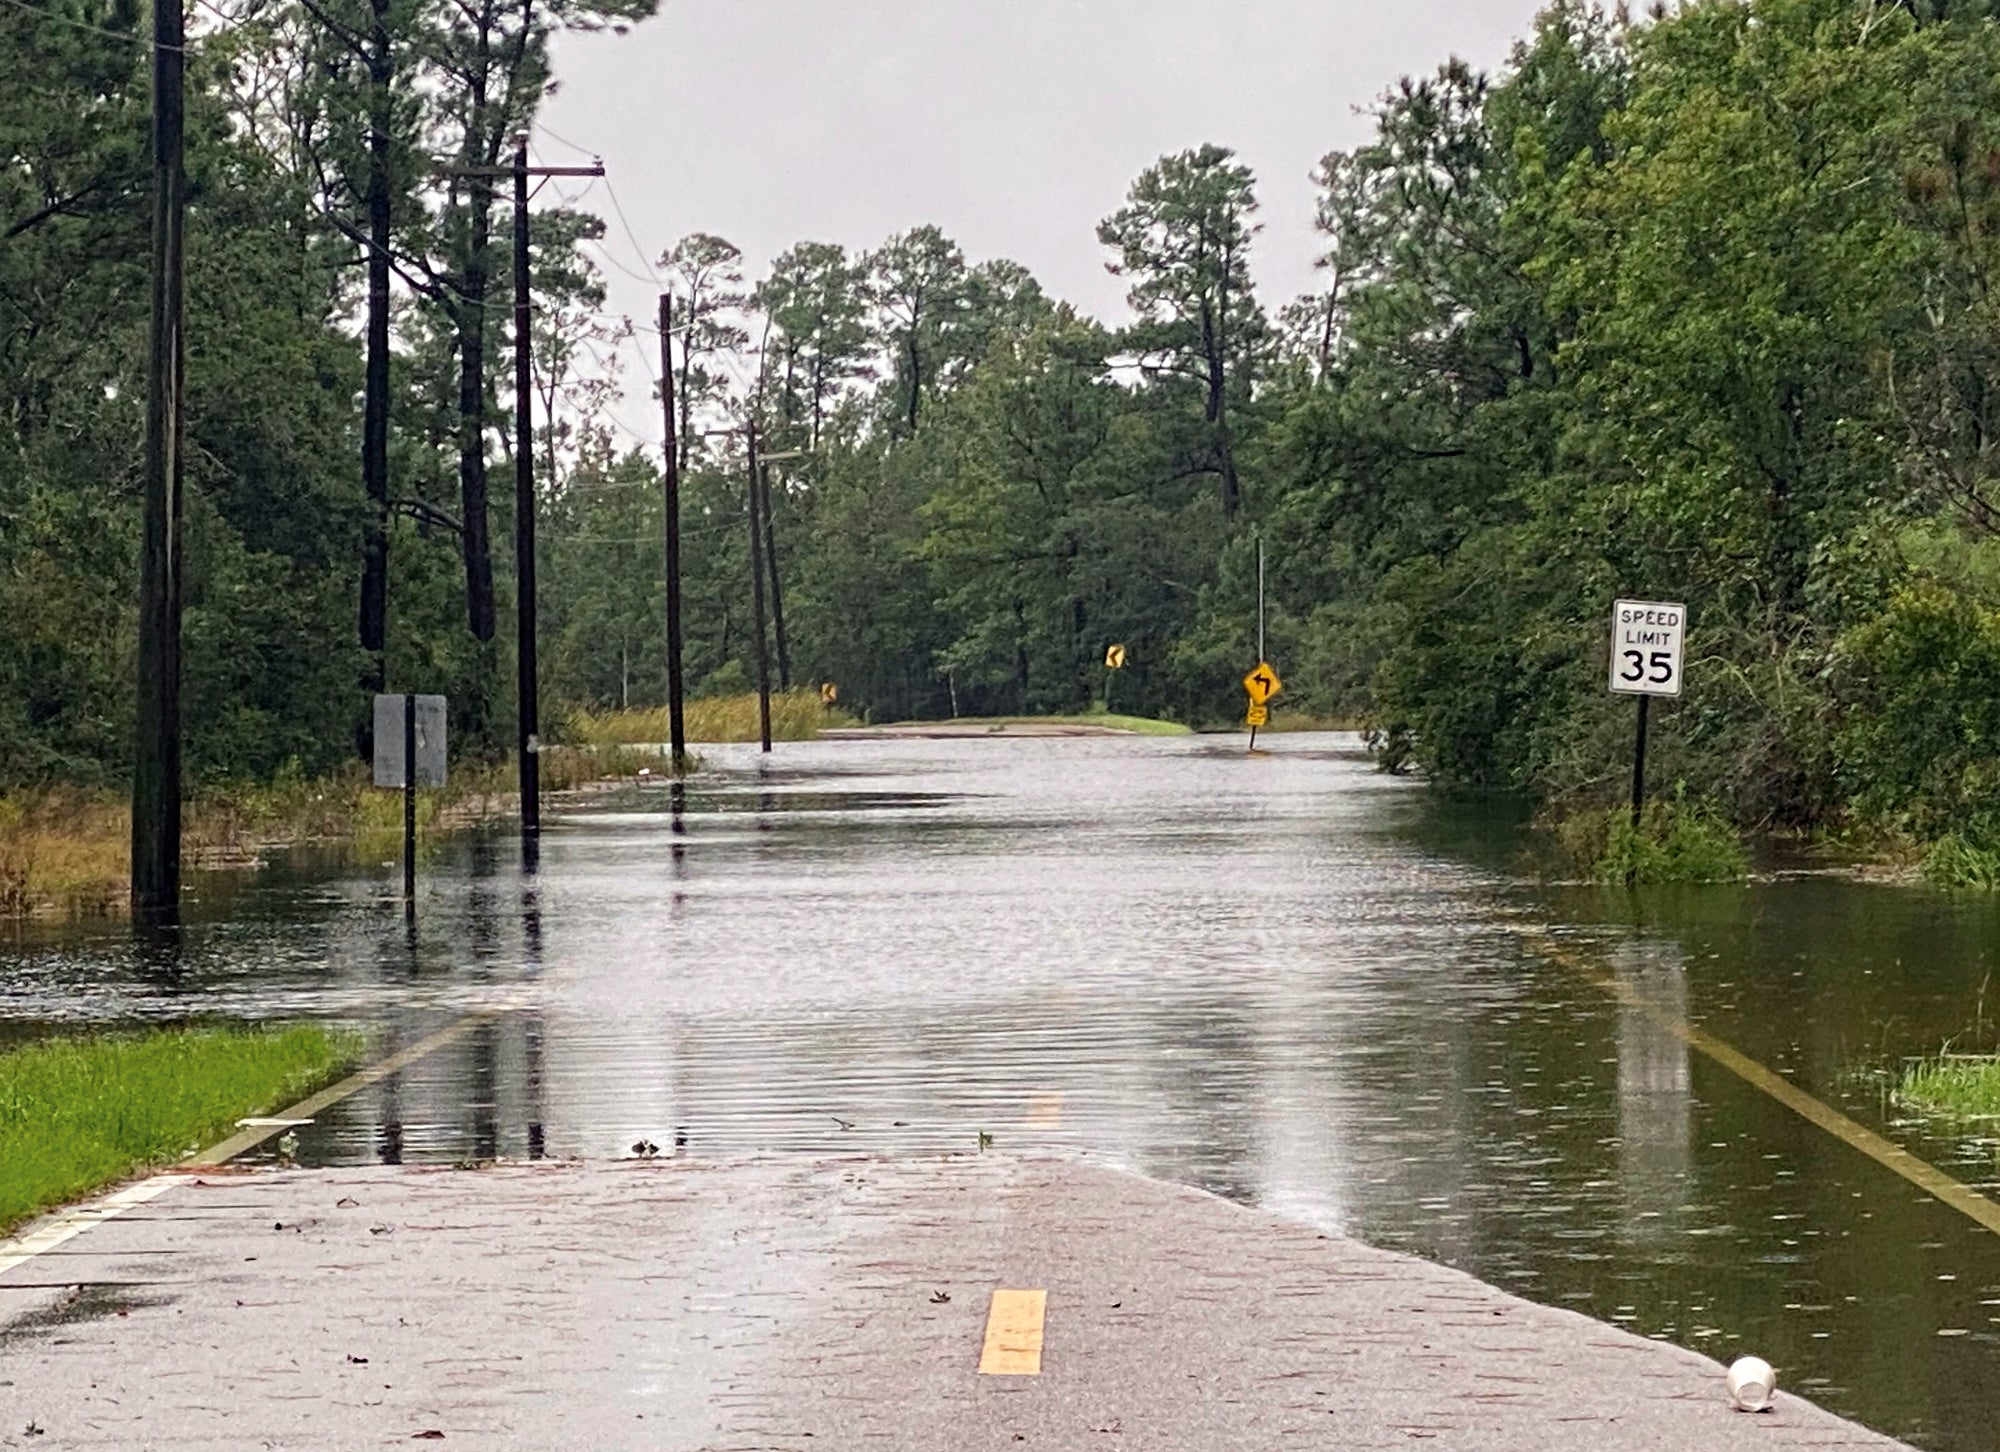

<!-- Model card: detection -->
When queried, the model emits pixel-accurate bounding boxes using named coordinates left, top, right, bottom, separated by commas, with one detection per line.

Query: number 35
left=1619, top=650, right=1674, bottom=684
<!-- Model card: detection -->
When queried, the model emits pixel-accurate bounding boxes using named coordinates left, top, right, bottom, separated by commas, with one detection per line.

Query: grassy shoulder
left=1896, top=1055, right=2000, bottom=1122
left=574, top=690, right=852, bottom=746
left=919, top=712, right=1193, bottom=736
left=0, top=1024, right=360, bottom=1238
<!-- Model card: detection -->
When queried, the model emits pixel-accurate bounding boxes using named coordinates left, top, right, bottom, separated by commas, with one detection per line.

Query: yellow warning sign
left=820, top=682, right=839, bottom=705
left=1243, top=663, right=1282, bottom=705
left=1246, top=703, right=1268, bottom=728
left=1105, top=644, right=1127, bottom=670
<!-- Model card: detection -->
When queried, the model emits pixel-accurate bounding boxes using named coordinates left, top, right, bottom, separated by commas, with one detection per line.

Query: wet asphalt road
left=0, top=1157, right=1914, bottom=1450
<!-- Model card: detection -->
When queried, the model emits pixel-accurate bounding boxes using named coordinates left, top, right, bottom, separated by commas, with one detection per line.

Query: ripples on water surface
left=5, top=732, right=2000, bottom=1447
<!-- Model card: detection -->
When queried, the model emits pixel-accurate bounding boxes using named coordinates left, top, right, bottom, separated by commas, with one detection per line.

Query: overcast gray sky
left=541, top=1, right=1547, bottom=427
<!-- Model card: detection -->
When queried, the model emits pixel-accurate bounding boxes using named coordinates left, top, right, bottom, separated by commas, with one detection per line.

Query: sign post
left=1243, top=662, right=1282, bottom=750
left=374, top=694, right=447, bottom=919
left=1607, top=601, right=1686, bottom=827
left=1104, top=644, right=1126, bottom=713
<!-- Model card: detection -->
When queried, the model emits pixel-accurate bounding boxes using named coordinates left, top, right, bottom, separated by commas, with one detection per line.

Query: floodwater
left=4, top=732, right=2000, bottom=1448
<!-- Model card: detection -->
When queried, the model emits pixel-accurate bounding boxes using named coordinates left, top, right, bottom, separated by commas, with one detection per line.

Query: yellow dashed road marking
left=978, top=1288, right=1047, bottom=1375
left=1024, top=1092, right=1064, bottom=1129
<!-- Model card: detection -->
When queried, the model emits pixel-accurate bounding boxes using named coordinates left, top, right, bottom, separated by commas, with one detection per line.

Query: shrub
left=1558, top=799, right=1750, bottom=884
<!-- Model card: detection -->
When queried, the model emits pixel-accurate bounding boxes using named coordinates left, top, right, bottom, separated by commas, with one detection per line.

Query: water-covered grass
left=1921, top=835, right=2000, bottom=890
left=1896, top=1055, right=2000, bottom=1121
left=0, top=769, right=524, bottom=920
left=0, top=1025, right=360, bottom=1237
left=1556, top=799, right=1751, bottom=884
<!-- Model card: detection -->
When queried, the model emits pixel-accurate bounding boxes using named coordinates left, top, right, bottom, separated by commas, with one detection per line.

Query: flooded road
left=4, top=732, right=2000, bottom=1448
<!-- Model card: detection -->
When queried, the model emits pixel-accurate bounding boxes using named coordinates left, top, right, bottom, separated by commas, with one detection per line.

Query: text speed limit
left=1609, top=599, right=1687, bottom=698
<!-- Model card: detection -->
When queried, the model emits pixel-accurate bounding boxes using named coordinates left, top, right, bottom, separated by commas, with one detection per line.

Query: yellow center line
left=1024, top=1092, right=1064, bottom=1129
left=1529, top=930, right=2000, bottom=1238
left=978, top=1288, right=1047, bottom=1376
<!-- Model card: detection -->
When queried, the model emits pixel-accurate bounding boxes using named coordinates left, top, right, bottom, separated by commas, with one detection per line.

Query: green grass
left=1556, top=799, right=1751, bottom=884
left=1922, top=834, right=2000, bottom=890
left=1896, top=1055, right=2000, bottom=1122
left=0, top=1025, right=360, bottom=1237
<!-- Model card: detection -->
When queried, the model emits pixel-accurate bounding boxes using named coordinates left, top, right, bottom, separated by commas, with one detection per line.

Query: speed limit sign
left=1609, top=600, right=1687, bottom=698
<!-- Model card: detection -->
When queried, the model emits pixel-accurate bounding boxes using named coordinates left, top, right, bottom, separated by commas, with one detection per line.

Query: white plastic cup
left=1727, top=1356, right=1775, bottom=1412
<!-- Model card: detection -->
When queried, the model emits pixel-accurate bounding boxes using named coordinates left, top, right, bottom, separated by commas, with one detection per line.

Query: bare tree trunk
left=904, top=300, right=922, bottom=435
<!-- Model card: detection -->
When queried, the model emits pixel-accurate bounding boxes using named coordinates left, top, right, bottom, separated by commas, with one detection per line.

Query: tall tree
left=660, top=232, right=749, bottom=470
left=755, top=241, right=870, bottom=456
left=866, top=225, right=969, bottom=437
left=1098, top=144, right=1267, bottom=518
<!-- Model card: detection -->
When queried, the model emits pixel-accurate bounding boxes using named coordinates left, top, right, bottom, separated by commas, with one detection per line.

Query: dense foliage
left=18, top=0, right=2000, bottom=863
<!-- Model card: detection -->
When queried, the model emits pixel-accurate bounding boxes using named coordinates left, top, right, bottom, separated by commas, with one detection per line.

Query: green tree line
left=18, top=0, right=2000, bottom=871
left=1, top=0, right=646, bottom=784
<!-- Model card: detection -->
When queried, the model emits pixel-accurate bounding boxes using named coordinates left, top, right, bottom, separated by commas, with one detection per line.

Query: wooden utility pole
left=746, top=422, right=773, bottom=754
left=455, top=140, right=602, bottom=847
left=133, top=0, right=187, bottom=928
left=511, top=136, right=541, bottom=843
left=659, top=294, right=687, bottom=773
left=357, top=0, right=392, bottom=675
left=759, top=460, right=791, bottom=690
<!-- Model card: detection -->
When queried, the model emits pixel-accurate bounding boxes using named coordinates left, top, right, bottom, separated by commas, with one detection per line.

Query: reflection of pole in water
left=1249, top=973, right=1351, bottom=1235
left=1614, top=943, right=1692, bottom=1234
left=470, top=1017, right=499, bottom=1161
left=670, top=779, right=687, bottom=873
left=521, top=886, right=543, bottom=964
left=134, top=925, right=187, bottom=987
left=524, top=1012, right=546, bottom=1160
left=377, top=1023, right=405, bottom=1165
left=522, top=885, right=545, bottom=1159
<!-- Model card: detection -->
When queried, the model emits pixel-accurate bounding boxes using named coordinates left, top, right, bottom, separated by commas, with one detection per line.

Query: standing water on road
left=4, top=732, right=1999, bottom=1448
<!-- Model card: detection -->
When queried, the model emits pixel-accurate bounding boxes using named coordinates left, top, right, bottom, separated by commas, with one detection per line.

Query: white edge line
left=0, top=1176, right=180, bottom=1277
left=0, top=986, right=546, bottom=1279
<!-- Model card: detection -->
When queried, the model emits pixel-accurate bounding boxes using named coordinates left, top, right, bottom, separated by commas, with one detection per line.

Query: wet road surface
left=0, top=1158, right=1915, bottom=1450
left=2, top=733, right=1999, bottom=1447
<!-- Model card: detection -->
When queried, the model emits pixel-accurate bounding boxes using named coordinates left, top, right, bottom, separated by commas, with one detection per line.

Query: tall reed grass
left=574, top=690, right=852, bottom=746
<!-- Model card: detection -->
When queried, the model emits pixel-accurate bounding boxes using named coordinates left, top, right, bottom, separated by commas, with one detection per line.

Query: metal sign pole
left=1630, top=694, right=1651, bottom=830
left=1256, top=536, right=1265, bottom=665
left=403, top=692, right=417, bottom=920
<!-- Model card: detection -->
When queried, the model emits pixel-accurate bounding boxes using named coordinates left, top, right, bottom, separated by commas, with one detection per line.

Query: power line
left=602, top=176, right=663, bottom=289
left=534, top=120, right=599, bottom=161
left=582, top=235, right=664, bottom=288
